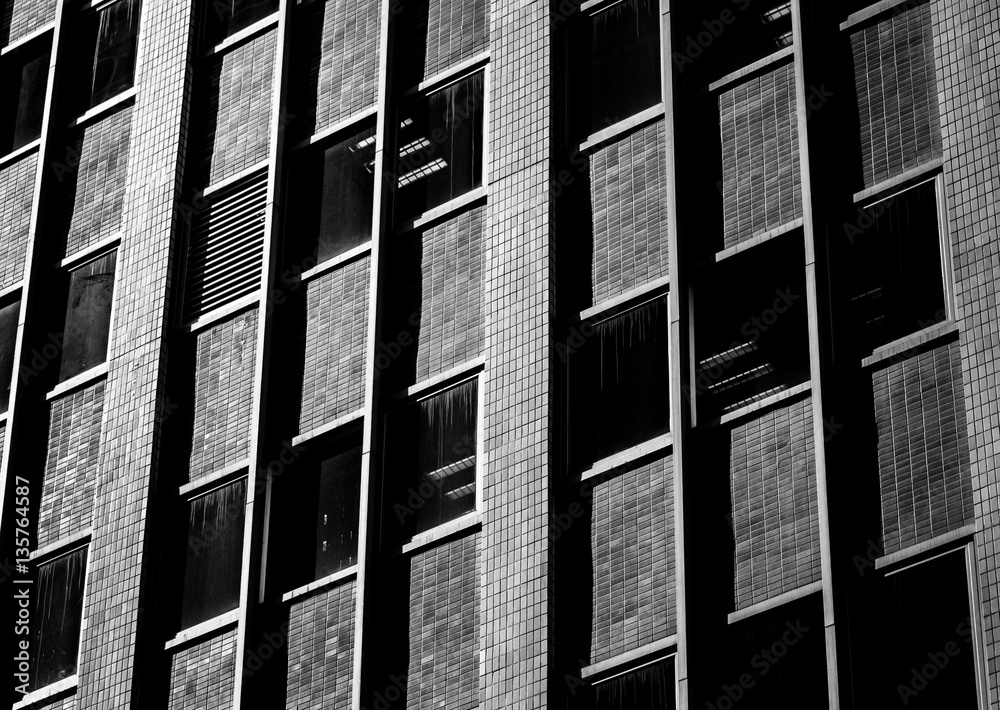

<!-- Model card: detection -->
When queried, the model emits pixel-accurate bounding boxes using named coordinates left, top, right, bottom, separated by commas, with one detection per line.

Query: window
left=571, top=0, right=660, bottom=137
left=0, top=299, right=19, bottom=412
left=591, top=657, right=676, bottom=710
left=844, top=178, right=947, bottom=353
left=59, top=251, right=116, bottom=383
left=568, top=296, right=670, bottom=470
left=287, top=124, right=376, bottom=265
left=394, top=71, right=484, bottom=224
left=0, top=38, right=49, bottom=155
left=180, top=478, right=246, bottom=628
left=270, top=437, right=362, bottom=591
left=31, top=546, right=87, bottom=690
left=385, top=378, right=478, bottom=539
left=68, top=0, right=141, bottom=114
left=203, top=0, right=278, bottom=45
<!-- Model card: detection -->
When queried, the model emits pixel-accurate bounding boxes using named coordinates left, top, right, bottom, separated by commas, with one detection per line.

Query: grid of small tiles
left=852, top=0, right=942, bottom=190
left=59, top=105, right=133, bottom=258
left=589, top=454, right=675, bottom=664
left=0, top=152, right=35, bottom=290
left=401, top=0, right=489, bottom=85
left=392, top=206, right=485, bottom=385
left=407, top=534, right=479, bottom=710
left=872, top=339, right=974, bottom=555
left=27, top=693, right=75, bottom=710
left=37, top=380, right=105, bottom=550
left=200, top=29, right=276, bottom=187
left=293, top=0, right=380, bottom=139
left=167, top=629, right=237, bottom=710
left=589, top=119, right=669, bottom=307
left=187, top=309, right=257, bottom=482
left=719, top=61, right=802, bottom=249
left=730, top=396, right=821, bottom=611
left=285, top=580, right=356, bottom=710
left=298, top=257, right=369, bottom=434
left=2, top=0, right=57, bottom=44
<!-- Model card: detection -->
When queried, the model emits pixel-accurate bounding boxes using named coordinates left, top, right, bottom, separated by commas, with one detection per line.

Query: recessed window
left=203, top=0, right=278, bottom=45
left=0, top=299, right=19, bottom=413
left=571, top=0, right=661, bottom=137
left=270, top=437, right=362, bottom=591
left=68, top=0, right=141, bottom=114
left=180, top=478, right=246, bottom=629
left=0, top=39, right=49, bottom=155
left=59, top=251, right=117, bottom=383
left=32, top=546, right=87, bottom=690
left=569, top=296, right=670, bottom=470
left=844, top=178, right=947, bottom=353
left=591, top=657, right=676, bottom=709
left=287, top=124, right=376, bottom=265
left=385, top=378, right=478, bottom=539
left=394, top=71, right=484, bottom=224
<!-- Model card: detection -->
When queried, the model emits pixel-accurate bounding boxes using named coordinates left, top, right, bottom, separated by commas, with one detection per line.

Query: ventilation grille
left=184, top=171, right=267, bottom=321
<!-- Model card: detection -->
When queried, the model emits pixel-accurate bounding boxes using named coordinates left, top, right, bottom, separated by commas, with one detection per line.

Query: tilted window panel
left=31, top=546, right=88, bottom=691
left=66, top=0, right=141, bottom=114
left=0, top=38, right=48, bottom=155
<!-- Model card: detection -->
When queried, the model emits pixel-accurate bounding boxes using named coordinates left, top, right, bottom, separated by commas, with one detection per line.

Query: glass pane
left=1, top=44, right=49, bottom=154
left=571, top=297, right=670, bottom=469
left=89, top=0, right=141, bottom=108
left=181, top=478, right=246, bottom=629
left=587, top=0, right=660, bottom=134
left=32, top=547, right=87, bottom=690
left=395, top=72, right=484, bottom=223
left=289, top=126, right=375, bottom=265
left=59, top=252, right=116, bottom=383
left=0, top=300, right=19, bottom=412
left=594, top=657, right=675, bottom=710
left=205, top=0, right=278, bottom=44
left=387, top=379, right=478, bottom=538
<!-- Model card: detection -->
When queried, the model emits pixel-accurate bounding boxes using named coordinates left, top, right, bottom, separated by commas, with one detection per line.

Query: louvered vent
left=184, top=171, right=267, bottom=321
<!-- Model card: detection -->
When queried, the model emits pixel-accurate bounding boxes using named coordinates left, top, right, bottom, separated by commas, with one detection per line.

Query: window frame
left=585, top=651, right=678, bottom=709
left=0, top=33, right=51, bottom=157
left=67, top=0, right=143, bottom=119
left=54, top=246, right=119, bottom=387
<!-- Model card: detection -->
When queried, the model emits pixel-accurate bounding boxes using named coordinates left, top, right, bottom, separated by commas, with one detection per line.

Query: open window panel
left=0, top=34, right=50, bottom=156
left=64, top=0, right=141, bottom=116
left=693, top=234, right=809, bottom=422
left=285, top=121, right=376, bottom=268
left=588, top=655, right=677, bottom=710
left=383, top=377, right=480, bottom=543
left=393, top=70, right=485, bottom=225
left=178, top=477, right=246, bottom=630
left=201, top=0, right=278, bottom=46
left=31, top=545, right=88, bottom=691
left=57, top=250, right=117, bottom=384
left=267, top=433, right=363, bottom=595
left=842, top=176, right=948, bottom=356
left=0, top=296, right=20, bottom=412
left=566, top=0, right=661, bottom=140
left=567, top=294, right=670, bottom=472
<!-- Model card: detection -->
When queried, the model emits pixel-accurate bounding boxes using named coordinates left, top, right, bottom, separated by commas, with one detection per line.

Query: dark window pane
left=59, top=252, right=116, bottom=383
left=387, top=379, right=478, bottom=539
left=846, top=179, right=946, bottom=352
left=395, top=72, right=484, bottom=223
left=32, top=547, right=87, bottom=690
left=204, top=0, right=278, bottom=44
left=288, top=126, right=375, bottom=265
left=593, top=657, right=675, bottom=710
left=181, top=478, right=246, bottom=628
left=584, top=0, right=660, bottom=135
left=271, top=438, right=362, bottom=590
left=1, top=43, right=49, bottom=154
left=0, top=300, right=20, bottom=412
left=571, top=297, right=670, bottom=469
left=88, top=0, right=141, bottom=108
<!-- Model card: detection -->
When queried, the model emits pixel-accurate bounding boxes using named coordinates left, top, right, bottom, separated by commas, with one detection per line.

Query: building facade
left=0, top=0, right=998, bottom=708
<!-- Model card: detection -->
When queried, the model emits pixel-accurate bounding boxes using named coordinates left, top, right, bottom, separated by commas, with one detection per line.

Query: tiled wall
left=589, top=454, right=676, bottom=664
left=872, top=339, right=974, bottom=555
left=167, top=629, right=238, bottom=710
left=588, top=119, right=669, bottom=306
left=729, top=396, right=821, bottom=611
left=407, top=535, right=479, bottom=710
left=298, top=257, right=369, bottom=434
left=285, top=581, right=356, bottom=710
left=399, top=0, right=489, bottom=85
left=719, top=61, right=802, bottom=249
left=2, top=0, right=58, bottom=45
left=37, top=381, right=105, bottom=549
left=0, top=152, right=35, bottom=289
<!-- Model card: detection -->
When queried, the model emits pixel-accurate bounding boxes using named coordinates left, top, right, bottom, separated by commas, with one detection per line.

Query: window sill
left=393, top=186, right=488, bottom=236
left=288, top=106, right=377, bottom=153
left=46, top=363, right=109, bottom=401
left=0, top=139, right=41, bottom=169
left=165, top=609, right=240, bottom=651
left=698, top=381, right=812, bottom=430
left=571, top=433, right=673, bottom=486
left=394, top=511, right=482, bottom=556
left=577, top=276, right=670, bottom=323
left=179, top=460, right=250, bottom=498
left=707, top=46, right=794, bottom=94
left=196, top=160, right=268, bottom=200
left=875, top=524, right=976, bottom=572
left=579, top=103, right=664, bottom=154
left=0, top=280, right=23, bottom=300
left=67, top=86, right=137, bottom=131
left=579, top=636, right=677, bottom=680
left=852, top=157, right=944, bottom=204
left=60, top=233, right=121, bottom=270
left=202, top=13, right=280, bottom=59
left=841, top=0, right=916, bottom=31
left=861, top=320, right=960, bottom=369
left=281, top=565, right=358, bottom=603
left=298, top=242, right=372, bottom=284
left=392, top=357, right=485, bottom=403
left=13, top=675, right=77, bottom=710
left=713, top=218, right=803, bottom=264
left=29, top=528, right=92, bottom=563
left=291, top=408, right=364, bottom=447
left=727, top=580, right=822, bottom=625
left=2, top=24, right=54, bottom=56
left=400, top=51, right=490, bottom=99
left=184, top=292, right=259, bottom=334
